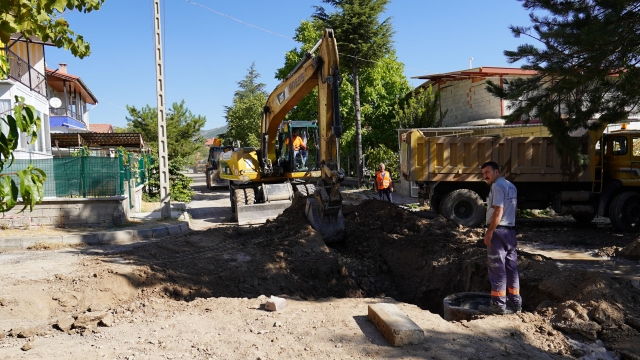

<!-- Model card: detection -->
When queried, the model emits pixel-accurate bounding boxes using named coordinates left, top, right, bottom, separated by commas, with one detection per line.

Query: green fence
left=1, top=152, right=151, bottom=200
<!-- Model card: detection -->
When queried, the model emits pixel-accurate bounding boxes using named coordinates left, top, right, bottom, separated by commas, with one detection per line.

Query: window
left=634, top=137, right=640, bottom=157
left=612, top=136, right=628, bottom=156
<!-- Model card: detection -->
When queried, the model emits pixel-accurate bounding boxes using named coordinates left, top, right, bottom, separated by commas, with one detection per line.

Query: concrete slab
left=166, top=224, right=182, bottom=236
left=368, top=303, right=425, bottom=347
left=0, top=238, right=22, bottom=249
left=134, top=228, right=153, bottom=240
left=152, top=227, right=169, bottom=238
left=98, top=230, right=134, bottom=245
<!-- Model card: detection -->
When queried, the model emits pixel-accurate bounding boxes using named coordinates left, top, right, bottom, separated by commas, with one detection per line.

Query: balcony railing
left=49, top=107, right=85, bottom=124
left=3, top=49, right=46, bottom=97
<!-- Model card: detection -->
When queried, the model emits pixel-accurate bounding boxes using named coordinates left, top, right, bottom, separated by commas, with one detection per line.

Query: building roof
left=89, top=124, right=114, bottom=133
left=46, top=67, right=98, bottom=105
left=51, top=133, right=146, bottom=149
left=8, top=33, right=54, bottom=46
left=413, top=66, right=538, bottom=82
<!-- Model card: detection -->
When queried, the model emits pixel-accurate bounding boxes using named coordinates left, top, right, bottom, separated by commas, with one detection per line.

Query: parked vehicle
left=205, top=141, right=230, bottom=190
left=401, top=124, right=640, bottom=232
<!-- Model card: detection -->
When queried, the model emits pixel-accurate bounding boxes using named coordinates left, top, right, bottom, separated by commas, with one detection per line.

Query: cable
left=183, top=0, right=429, bottom=74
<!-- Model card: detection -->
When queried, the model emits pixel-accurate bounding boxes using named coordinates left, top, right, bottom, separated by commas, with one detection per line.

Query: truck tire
left=245, top=188, right=255, bottom=205
left=295, top=184, right=316, bottom=197
left=571, top=213, right=596, bottom=223
left=230, top=188, right=237, bottom=213
left=439, top=189, right=485, bottom=227
left=609, top=191, right=640, bottom=232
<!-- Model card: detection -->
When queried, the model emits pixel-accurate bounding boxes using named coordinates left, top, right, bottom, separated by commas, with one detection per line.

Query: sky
left=47, top=0, right=535, bottom=131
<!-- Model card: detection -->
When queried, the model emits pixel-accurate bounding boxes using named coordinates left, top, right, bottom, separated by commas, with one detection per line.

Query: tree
left=125, top=100, right=206, bottom=168
left=394, top=85, right=446, bottom=129
left=314, top=0, right=394, bottom=186
left=224, top=63, right=268, bottom=148
left=486, top=0, right=640, bottom=158
left=0, top=0, right=103, bottom=213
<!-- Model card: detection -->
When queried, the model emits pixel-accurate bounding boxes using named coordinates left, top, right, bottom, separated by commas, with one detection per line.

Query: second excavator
left=219, top=29, right=345, bottom=242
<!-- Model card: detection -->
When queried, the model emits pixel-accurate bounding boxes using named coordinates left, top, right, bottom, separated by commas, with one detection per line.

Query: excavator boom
left=220, top=29, right=345, bottom=242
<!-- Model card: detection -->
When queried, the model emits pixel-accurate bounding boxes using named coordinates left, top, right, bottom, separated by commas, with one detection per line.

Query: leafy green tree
left=124, top=100, right=206, bottom=168
left=314, top=0, right=394, bottom=185
left=394, top=85, right=446, bottom=129
left=0, top=0, right=103, bottom=58
left=0, top=0, right=103, bottom=213
left=486, top=0, right=640, bottom=158
left=224, top=63, right=268, bottom=148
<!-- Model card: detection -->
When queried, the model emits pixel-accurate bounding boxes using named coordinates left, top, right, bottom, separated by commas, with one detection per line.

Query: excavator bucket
left=305, top=198, right=345, bottom=243
left=236, top=200, right=292, bottom=225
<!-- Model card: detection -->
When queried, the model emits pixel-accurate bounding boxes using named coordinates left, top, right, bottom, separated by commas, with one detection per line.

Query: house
left=89, top=124, right=114, bottom=133
left=0, top=34, right=54, bottom=159
left=412, top=67, right=538, bottom=127
left=46, top=64, right=98, bottom=133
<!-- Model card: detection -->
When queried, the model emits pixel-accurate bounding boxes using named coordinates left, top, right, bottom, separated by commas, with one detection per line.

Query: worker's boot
left=478, top=301, right=514, bottom=315
left=506, top=299, right=522, bottom=314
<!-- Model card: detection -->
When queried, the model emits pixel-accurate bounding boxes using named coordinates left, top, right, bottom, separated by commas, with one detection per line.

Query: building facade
left=46, top=64, right=98, bottom=133
left=0, top=34, right=53, bottom=159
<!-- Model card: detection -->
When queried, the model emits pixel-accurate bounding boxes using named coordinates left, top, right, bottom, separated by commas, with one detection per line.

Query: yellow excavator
left=219, top=29, right=345, bottom=242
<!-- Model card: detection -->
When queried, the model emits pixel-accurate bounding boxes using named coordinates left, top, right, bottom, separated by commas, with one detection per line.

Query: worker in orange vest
left=374, top=163, right=393, bottom=202
left=286, top=130, right=307, bottom=169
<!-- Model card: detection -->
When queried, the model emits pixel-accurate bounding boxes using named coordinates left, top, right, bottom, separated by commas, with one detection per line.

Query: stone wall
left=0, top=197, right=130, bottom=229
left=439, top=77, right=505, bottom=126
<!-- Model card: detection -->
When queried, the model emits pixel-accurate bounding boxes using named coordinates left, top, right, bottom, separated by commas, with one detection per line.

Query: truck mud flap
left=236, top=200, right=292, bottom=225
left=305, top=198, right=345, bottom=243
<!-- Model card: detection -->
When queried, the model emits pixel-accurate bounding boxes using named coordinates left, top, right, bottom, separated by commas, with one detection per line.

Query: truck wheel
left=230, top=188, right=236, bottom=213
left=609, top=191, right=640, bottom=232
left=571, top=213, right=596, bottom=223
left=439, top=189, right=485, bottom=227
left=295, top=184, right=316, bottom=197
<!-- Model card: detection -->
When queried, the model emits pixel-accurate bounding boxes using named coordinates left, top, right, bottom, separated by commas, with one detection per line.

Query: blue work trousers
left=487, top=228, right=522, bottom=308
left=378, top=188, right=392, bottom=202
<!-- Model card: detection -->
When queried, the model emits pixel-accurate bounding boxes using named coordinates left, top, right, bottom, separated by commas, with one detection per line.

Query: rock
left=55, top=317, right=75, bottom=332
left=589, top=301, right=625, bottom=326
left=553, top=319, right=601, bottom=340
left=620, top=239, right=640, bottom=261
left=73, top=311, right=109, bottom=330
left=99, top=313, right=115, bottom=327
left=562, top=309, right=575, bottom=320
left=21, top=341, right=34, bottom=351
left=265, top=296, right=286, bottom=311
left=0, top=332, right=5, bottom=339
left=626, top=316, right=640, bottom=331
left=17, top=328, right=37, bottom=338
left=273, top=322, right=283, bottom=327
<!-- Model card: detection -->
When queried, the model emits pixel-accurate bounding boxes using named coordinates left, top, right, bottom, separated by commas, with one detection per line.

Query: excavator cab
left=277, top=121, right=319, bottom=173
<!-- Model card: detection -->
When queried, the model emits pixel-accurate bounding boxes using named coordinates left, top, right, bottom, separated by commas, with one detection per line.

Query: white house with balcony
left=46, top=63, right=98, bottom=133
left=0, top=34, right=53, bottom=159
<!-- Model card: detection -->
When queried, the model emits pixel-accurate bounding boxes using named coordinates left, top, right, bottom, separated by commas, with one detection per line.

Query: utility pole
left=153, top=0, right=171, bottom=218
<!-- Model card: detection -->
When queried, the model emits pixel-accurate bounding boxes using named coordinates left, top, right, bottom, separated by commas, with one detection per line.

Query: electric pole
left=153, top=0, right=171, bottom=218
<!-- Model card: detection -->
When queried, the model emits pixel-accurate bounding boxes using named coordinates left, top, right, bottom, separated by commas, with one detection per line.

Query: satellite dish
left=49, top=97, right=62, bottom=109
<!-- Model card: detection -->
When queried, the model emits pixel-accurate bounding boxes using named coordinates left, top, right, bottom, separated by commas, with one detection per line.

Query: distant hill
left=200, top=125, right=228, bottom=139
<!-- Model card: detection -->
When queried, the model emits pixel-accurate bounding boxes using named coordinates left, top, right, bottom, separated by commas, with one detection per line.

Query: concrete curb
left=0, top=220, right=192, bottom=250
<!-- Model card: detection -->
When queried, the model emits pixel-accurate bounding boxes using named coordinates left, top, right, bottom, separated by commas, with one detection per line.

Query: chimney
left=58, top=63, right=67, bottom=74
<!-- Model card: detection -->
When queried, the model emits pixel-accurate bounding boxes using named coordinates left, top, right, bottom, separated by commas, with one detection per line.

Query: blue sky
left=47, top=0, right=534, bottom=130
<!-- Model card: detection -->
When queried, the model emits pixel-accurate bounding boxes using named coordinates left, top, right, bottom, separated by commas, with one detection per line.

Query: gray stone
left=179, top=222, right=190, bottom=233
left=98, top=230, right=133, bottom=245
left=368, top=303, right=425, bottom=347
left=134, top=228, right=153, bottom=240
left=63, top=233, right=98, bottom=246
left=21, top=341, right=34, bottom=351
left=152, top=227, right=169, bottom=238
left=17, top=327, right=37, bottom=338
left=166, top=224, right=182, bottom=235
left=265, top=296, right=286, bottom=311
left=0, top=238, right=23, bottom=249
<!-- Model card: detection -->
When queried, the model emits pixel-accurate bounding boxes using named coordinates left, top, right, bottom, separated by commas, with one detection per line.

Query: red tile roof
left=89, top=124, right=114, bottom=133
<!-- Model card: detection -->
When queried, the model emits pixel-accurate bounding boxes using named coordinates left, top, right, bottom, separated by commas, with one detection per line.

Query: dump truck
left=205, top=138, right=230, bottom=190
left=219, top=29, right=345, bottom=242
left=401, top=124, right=640, bottom=232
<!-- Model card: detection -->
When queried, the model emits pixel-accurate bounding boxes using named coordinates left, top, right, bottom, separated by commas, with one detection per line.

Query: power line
left=183, top=0, right=429, bottom=73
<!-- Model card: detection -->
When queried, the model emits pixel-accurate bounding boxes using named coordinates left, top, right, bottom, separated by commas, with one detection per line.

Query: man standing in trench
left=479, top=161, right=522, bottom=315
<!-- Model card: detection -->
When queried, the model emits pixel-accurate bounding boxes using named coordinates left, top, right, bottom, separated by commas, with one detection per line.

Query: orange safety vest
left=286, top=136, right=306, bottom=151
left=376, top=171, right=391, bottom=190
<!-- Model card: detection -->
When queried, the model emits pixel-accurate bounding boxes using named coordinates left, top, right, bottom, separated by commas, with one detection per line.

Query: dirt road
left=0, top=176, right=639, bottom=359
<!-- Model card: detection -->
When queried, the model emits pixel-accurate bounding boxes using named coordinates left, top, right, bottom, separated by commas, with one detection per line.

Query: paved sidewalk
left=0, top=210, right=191, bottom=251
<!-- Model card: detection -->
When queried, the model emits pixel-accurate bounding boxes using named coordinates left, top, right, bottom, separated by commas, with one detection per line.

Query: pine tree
left=314, top=0, right=394, bottom=186
left=224, top=63, right=268, bottom=148
left=486, top=0, right=640, bottom=158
